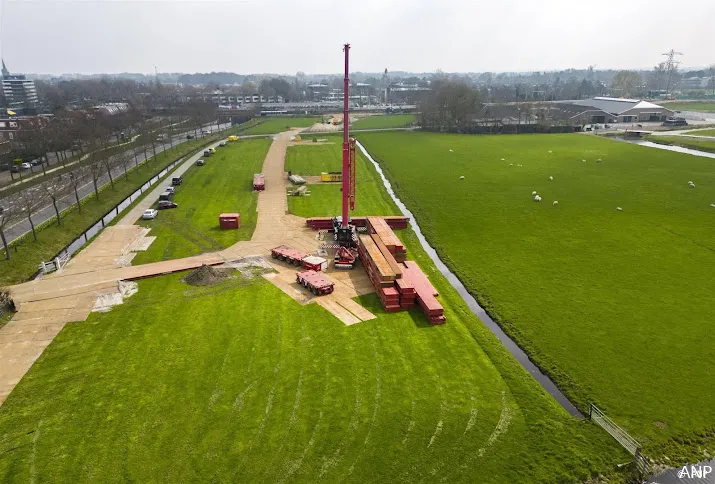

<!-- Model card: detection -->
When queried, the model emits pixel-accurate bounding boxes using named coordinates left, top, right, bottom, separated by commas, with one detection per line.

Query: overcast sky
left=1, top=0, right=714, bottom=75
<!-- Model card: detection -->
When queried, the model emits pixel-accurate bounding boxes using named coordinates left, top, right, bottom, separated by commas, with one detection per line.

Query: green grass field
left=0, top=131, right=630, bottom=483
left=132, top=139, right=271, bottom=264
left=239, top=117, right=319, bottom=135
left=0, top=132, right=238, bottom=286
left=684, top=128, right=715, bottom=137
left=645, top=134, right=715, bottom=153
left=358, top=131, right=715, bottom=460
left=662, top=101, right=715, bottom=112
left=285, top=140, right=396, bottom=217
left=351, top=114, right=416, bottom=130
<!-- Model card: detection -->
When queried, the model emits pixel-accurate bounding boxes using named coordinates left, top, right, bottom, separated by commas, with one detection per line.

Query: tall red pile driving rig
left=333, top=43, right=359, bottom=269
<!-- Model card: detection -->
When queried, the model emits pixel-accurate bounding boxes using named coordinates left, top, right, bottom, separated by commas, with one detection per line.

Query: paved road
left=1, top=122, right=231, bottom=246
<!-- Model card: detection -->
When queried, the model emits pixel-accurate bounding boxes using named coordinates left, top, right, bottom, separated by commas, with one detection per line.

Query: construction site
left=3, top=42, right=713, bottom=484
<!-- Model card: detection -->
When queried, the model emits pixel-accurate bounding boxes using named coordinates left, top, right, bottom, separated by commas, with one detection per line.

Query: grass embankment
left=661, top=101, right=715, bottom=113
left=352, top=114, right=416, bottom=130
left=0, top=130, right=242, bottom=286
left=0, top=132, right=627, bottom=482
left=238, top=116, right=320, bottom=135
left=132, top=139, right=271, bottom=264
left=683, top=128, right=715, bottom=137
left=645, top=134, right=715, bottom=153
left=358, top=131, right=715, bottom=462
left=285, top=139, right=396, bottom=217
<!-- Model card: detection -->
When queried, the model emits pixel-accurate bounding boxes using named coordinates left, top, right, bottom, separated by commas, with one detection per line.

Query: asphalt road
left=1, top=122, right=231, bottom=245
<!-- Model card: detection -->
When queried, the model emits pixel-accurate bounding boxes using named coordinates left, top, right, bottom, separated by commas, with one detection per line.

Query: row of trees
left=417, top=79, right=481, bottom=132
left=0, top=100, right=223, bottom=260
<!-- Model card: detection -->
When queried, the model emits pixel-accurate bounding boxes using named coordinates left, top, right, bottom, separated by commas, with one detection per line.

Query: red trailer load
left=253, top=173, right=265, bottom=191
left=296, top=270, right=335, bottom=296
left=218, top=213, right=240, bottom=230
left=271, top=245, right=309, bottom=266
left=401, top=261, right=445, bottom=324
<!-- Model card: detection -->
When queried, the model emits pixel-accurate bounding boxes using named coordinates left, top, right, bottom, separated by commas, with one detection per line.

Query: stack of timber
left=367, top=217, right=407, bottom=262
left=306, top=216, right=409, bottom=231
left=357, top=228, right=445, bottom=324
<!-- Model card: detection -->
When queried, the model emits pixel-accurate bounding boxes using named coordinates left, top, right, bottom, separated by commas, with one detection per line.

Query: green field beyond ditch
left=662, top=101, right=715, bottom=113
left=132, top=138, right=271, bottom=264
left=358, top=131, right=715, bottom=460
left=0, top=132, right=628, bottom=483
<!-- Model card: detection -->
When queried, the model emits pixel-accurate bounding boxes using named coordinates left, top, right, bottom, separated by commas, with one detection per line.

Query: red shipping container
left=219, top=213, right=240, bottom=229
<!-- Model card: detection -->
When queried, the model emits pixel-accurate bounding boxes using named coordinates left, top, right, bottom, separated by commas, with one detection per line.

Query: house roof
left=569, top=97, right=670, bottom=115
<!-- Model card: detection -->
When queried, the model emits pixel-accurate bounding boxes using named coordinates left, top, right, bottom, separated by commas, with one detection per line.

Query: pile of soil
left=183, top=264, right=230, bottom=286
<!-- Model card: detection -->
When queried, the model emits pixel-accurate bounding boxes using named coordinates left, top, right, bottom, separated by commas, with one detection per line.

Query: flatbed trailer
left=271, top=245, right=309, bottom=266
left=296, top=270, right=335, bottom=295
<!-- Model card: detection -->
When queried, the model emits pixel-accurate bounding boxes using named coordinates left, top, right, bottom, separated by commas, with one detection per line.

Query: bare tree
left=67, top=166, right=88, bottom=213
left=116, top=152, right=134, bottom=181
left=17, top=187, right=45, bottom=241
left=41, top=175, right=70, bottom=226
left=100, top=153, right=117, bottom=190
left=87, top=157, right=105, bottom=200
left=0, top=200, right=22, bottom=260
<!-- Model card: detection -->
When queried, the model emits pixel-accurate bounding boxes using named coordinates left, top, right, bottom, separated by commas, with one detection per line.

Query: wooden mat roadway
left=0, top=130, right=376, bottom=404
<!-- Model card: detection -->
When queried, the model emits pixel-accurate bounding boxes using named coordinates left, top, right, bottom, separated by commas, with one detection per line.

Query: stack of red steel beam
left=380, top=286, right=401, bottom=312
left=401, top=261, right=445, bottom=324
left=395, top=277, right=415, bottom=308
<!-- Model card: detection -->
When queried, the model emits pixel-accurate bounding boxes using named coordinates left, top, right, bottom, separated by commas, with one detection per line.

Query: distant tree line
left=417, top=79, right=480, bottom=132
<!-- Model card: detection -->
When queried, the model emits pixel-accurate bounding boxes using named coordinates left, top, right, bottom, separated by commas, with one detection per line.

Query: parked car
left=186, top=134, right=194, bottom=140
left=196, top=159, right=205, bottom=166
left=157, top=201, right=178, bottom=210
left=165, top=186, right=176, bottom=194
left=201, top=130, right=210, bottom=135
left=30, top=159, right=42, bottom=166
left=142, top=209, right=158, bottom=220
left=218, top=141, right=227, bottom=147
left=203, top=150, right=212, bottom=157
left=10, top=165, right=21, bottom=173
left=21, top=162, right=31, bottom=170
left=159, top=190, right=174, bottom=201
left=171, top=176, right=183, bottom=185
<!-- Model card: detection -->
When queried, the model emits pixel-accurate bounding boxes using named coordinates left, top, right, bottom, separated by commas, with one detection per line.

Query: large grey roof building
left=567, top=97, right=673, bottom=123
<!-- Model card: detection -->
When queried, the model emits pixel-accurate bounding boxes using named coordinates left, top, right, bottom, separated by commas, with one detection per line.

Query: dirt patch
left=653, top=421, right=669, bottom=430
left=183, top=264, right=232, bottom=286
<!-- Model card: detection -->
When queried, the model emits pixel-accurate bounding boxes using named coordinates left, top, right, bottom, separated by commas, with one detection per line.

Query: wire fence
left=589, top=404, right=649, bottom=474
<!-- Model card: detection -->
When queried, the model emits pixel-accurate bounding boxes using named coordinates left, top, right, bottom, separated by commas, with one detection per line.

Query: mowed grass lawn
left=285, top=140, right=396, bottom=217
left=358, top=131, right=715, bottom=459
left=132, top=139, right=271, bottom=264
left=662, top=101, right=715, bottom=112
left=239, top=116, right=319, bottom=135
left=0, top=132, right=627, bottom=482
left=352, top=114, right=416, bottom=129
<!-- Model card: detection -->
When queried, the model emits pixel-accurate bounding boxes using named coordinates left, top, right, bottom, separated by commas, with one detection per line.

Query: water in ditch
left=355, top=140, right=583, bottom=418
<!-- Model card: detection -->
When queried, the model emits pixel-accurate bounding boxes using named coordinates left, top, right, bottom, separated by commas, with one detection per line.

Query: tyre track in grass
left=345, top=324, right=383, bottom=478
left=233, top=300, right=285, bottom=477
left=317, top=325, right=366, bottom=479
left=261, top=318, right=308, bottom=479
left=277, top=316, right=336, bottom=483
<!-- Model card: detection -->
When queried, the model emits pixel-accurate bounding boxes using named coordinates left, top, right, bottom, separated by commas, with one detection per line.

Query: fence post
left=589, top=403, right=593, bottom=419
left=55, top=257, right=60, bottom=271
